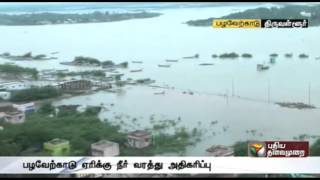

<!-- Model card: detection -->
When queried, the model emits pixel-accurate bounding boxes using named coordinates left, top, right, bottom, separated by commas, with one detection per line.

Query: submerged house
left=0, top=82, right=29, bottom=91
left=206, top=145, right=234, bottom=156
left=57, top=80, right=92, bottom=92
left=127, top=130, right=152, bottom=149
left=91, top=140, right=120, bottom=156
left=43, top=138, right=70, bottom=156
left=0, top=105, right=25, bottom=124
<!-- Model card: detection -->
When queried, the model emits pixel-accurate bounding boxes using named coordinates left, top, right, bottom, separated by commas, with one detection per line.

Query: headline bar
left=0, top=157, right=319, bottom=174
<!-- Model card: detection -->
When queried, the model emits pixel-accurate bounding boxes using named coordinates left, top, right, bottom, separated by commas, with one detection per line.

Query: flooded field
left=1, top=3, right=320, bottom=155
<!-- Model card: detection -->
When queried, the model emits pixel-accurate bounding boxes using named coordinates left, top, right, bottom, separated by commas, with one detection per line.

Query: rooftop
left=57, top=105, right=80, bottom=111
left=47, top=138, right=69, bottom=145
left=5, top=111, right=23, bottom=116
left=206, top=145, right=234, bottom=154
left=13, top=102, right=35, bottom=106
left=128, top=130, right=151, bottom=137
left=0, top=105, right=19, bottom=113
left=91, top=140, right=118, bottom=149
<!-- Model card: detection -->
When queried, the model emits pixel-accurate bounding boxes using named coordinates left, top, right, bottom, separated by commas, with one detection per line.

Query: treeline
left=0, top=11, right=162, bottom=26
left=62, top=56, right=128, bottom=68
left=0, top=105, right=125, bottom=156
left=0, top=64, right=38, bottom=79
left=0, top=104, right=199, bottom=156
left=57, top=70, right=106, bottom=78
left=10, top=86, right=62, bottom=102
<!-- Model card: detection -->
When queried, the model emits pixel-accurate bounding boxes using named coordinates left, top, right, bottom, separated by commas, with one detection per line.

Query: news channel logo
left=248, top=141, right=266, bottom=157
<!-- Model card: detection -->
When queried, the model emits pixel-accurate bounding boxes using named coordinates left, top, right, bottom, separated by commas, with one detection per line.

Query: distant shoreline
left=0, top=11, right=162, bottom=26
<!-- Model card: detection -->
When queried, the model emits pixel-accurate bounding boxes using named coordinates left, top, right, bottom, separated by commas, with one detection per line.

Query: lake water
left=0, top=3, right=320, bottom=155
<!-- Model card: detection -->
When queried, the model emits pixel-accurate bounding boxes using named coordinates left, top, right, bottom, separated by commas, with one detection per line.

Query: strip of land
left=0, top=11, right=162, bottom=26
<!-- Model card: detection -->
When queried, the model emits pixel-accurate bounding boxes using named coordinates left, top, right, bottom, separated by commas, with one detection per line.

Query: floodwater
left=0, top=3, right=320, bottom=155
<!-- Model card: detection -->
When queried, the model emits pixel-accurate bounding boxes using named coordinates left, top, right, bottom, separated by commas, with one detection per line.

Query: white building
left=0, top=105, right=25, bottom=124
left=300, top=11, right=312, bottom=17
left=127, top=130, right=152, bottom=149
left=13, top=102, right=35, bottom=113
left=91, top=140, right=120, bottom=156
left=0, top=82, right=29, bottom=91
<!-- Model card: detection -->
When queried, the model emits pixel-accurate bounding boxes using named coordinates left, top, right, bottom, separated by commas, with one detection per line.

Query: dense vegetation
left=311, top=139, right=320, bottom=156
left=101, top=60, right=115, bottom=67
left=219, top=52, right=239, bottom=59
left=10, top=86, right=62, bottom=102
left=242, top=53, right=253, bottom=58
left=62, top=56, right=127, bottom=68
left=57, top=70, right=106, bottom=78
left=0, top=105, right=124, bottom=156
left=233, top=141, right=248, bottom=156
left=73, top=56, right=101, bottom=66
left=0, top=64, right=38, bottom=79
left=0, top=103, right=199, bottom=156
left=0, top=52, right=55, bottom=61
left=186, top=5, right=320, bottom=27
left=0, top=11, right=162, bottom=26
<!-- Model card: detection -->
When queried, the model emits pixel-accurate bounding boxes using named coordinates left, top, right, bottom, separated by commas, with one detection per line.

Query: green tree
left=10, top=86, right=62, bottom=102
left=38, top=102, right=55, bottom=115
left=311, top=138, right=320, bottom=156
left=233, top=141, right=248, bottom=156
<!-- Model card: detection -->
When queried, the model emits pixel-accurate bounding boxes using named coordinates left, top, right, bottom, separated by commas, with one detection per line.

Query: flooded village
left=0, top=3, right=320, bottom=178
left=0, top=49, right=319, bottom=157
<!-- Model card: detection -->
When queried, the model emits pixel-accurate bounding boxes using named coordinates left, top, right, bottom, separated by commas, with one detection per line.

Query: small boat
left=154, top=91, right=165, bottom=95
left=130, top=69, right=143, bottom=73
left=257, top=64, right=269, bottom=71
left=315, top=57, right=320, bottom=60
left=158, top=64, right=171, bottom=68
left=166, top=59, right=179, bottom=62
left=199, top=63, right=214, bottom=66
left=183, top=54, right=199, bottom=59
left=51, top=51, right=59, bottom=55
left=132, top=61, right=143, bottom=64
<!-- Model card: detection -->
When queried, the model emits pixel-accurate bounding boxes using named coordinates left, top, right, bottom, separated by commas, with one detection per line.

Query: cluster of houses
left=44, top=130, right=153, bottom=157
left=43, top=129, right=234, bottom=157
left=0, top=79, right=112, bottom=99
left=0, top=67, right=156, bottom=102
left=0, top=82, right=30, bottom=100
left=52, top=133, right=234, bottom=178
left=0, top=80, right=100, bottom=125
